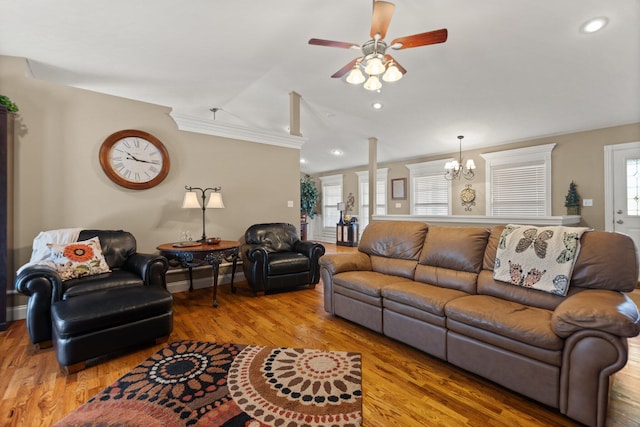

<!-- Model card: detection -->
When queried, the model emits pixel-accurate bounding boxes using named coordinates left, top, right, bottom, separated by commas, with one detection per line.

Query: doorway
left=605, top=141, right=640, bottom=279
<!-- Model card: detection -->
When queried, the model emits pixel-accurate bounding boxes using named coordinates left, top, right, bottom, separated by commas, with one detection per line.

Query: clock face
left=99, top=130, right=170, bottom=190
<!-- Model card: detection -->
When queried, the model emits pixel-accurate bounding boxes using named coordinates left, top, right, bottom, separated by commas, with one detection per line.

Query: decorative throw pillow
left=48, top=237, right=111, bottom=281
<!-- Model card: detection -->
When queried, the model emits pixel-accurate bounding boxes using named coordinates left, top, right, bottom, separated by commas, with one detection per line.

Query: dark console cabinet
left=336, top=222, right=359, bottom=247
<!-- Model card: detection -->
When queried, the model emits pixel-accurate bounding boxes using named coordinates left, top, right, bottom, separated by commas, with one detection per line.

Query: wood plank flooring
left=1, top=243, right=639, bottom=426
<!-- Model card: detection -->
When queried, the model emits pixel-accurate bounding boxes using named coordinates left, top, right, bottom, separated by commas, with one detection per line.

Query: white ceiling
left=1, top=0, right=638, bottom=174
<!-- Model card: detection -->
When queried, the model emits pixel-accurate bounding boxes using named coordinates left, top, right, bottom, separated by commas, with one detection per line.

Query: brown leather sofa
left=319, top=221, right=640, bottom=427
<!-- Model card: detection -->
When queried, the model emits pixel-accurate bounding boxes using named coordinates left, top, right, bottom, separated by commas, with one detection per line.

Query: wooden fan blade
left=391, top=28, right=448, bottom=50
left=331, top=58, right=360, bottom=78
left=370, top=1, right=395, bottom=39
left=308, top=38, right=359, bottom=50
left=384, top=54, right=406, bottom=75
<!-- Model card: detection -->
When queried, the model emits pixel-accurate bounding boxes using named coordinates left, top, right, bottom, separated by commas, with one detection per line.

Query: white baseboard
left=6, top=270, right=245, bottom=322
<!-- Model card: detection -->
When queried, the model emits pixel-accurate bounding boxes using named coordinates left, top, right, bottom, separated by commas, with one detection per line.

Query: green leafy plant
left=564, top=181, right=580, bottom=207
left=0, top=95, right=18, bottom=113
left=300, top=174, right=319, bottom=219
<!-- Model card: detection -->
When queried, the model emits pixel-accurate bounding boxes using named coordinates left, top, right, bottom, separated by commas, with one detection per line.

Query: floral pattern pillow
left=48, top=237, right=111, bottom=281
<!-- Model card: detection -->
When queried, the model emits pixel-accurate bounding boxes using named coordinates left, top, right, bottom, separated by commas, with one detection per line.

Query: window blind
left=413, top=175, right=449, bottom=215
left=491, top=161, right=546, bottom=216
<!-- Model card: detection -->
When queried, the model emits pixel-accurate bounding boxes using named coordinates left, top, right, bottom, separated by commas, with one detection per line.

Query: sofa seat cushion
left=62, top=269, right=144, bottom=300
left=333, top=271, right=413, bottom=298
left=268, top=252, right=310, bottom=276
left=445, top=295, right=563, bottom=351
left=381, top=281, right=468, bottom=317
left=52, top=286, right=173, bottom=338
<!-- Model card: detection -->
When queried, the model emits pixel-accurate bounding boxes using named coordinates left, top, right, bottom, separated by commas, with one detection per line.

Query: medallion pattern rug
left=54, top=340, right=362, bottom=427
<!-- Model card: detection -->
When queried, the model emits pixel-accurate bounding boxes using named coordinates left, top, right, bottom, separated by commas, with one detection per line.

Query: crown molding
left=170, top=110, right=308, bottom=150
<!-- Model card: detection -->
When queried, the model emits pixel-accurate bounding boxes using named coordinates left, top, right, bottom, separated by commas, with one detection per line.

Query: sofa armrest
left=319, top=252, right=372, bottom=314
left=124, top=253, right=169, bottom=288
left=15, top=265, right=63, bottom=344
left=319, top=252, right=372, bottom=275
left=293, top=240, right=326, bottom=284
left=552, top=289, right=640, bottom=338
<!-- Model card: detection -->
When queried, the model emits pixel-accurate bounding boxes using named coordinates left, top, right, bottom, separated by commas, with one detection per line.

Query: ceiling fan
left=308, top=0, right=447, bottom=91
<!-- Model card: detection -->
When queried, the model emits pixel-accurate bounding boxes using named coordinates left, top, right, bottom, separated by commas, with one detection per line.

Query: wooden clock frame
left=99, top=129, right=170, bottom=190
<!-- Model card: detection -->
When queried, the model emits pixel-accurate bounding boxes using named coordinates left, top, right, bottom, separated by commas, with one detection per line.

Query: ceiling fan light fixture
left=346, top=66, right=366, bottom=84
left=363, top=75, right=382, bottom=91
left=364, top=56, right=385, bottom=75
left=382, top=63, right=403, bottom=82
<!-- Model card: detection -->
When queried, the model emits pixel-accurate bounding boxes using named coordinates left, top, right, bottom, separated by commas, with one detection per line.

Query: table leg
left=230, top=254, right=238, bottom=294
left=211, top=261, right=220, bottom=308
left=188, top=266, right=194, bottom=292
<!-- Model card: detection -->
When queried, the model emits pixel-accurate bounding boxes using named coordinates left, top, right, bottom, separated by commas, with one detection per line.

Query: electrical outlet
left=287, top=200, right=294, bottom=207
left=583, top=199, right=593, bottom=207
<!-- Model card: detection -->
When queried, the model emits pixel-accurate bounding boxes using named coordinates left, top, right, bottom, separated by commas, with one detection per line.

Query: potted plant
left=564, top=181, right=580, bottom=215
left=0, top=95, right=19, bottom=113
left=300, top=174, right=319, bottom=220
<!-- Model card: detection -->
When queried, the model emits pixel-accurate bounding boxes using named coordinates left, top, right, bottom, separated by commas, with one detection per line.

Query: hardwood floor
left=1, top=243, right=639, bottom=426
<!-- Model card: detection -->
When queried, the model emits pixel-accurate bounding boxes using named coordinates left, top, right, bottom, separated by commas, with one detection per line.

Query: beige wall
left=1, top=55, right=301, bottom=305
left=316, top=124, right=640, bottom=231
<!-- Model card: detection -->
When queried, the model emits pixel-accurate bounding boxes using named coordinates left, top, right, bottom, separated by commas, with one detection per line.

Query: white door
left=605, top=141, right=640, bottom=278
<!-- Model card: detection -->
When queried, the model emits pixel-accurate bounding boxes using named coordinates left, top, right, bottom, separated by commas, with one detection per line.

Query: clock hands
left=125, top=151, right=159, bottom=165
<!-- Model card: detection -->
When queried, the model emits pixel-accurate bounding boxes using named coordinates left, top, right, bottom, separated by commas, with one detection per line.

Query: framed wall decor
left=391, top=178, right=406, bottom=200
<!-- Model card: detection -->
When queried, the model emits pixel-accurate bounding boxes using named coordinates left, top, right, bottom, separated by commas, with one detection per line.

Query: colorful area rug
left=54, top=340, right=362, bottom=427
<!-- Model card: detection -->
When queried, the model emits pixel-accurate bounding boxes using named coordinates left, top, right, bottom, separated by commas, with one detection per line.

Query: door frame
left=604, top=140, right=640, bottom=232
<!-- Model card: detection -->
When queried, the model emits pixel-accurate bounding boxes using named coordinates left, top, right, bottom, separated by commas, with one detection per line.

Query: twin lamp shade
left=182, top=186, right=224, bottom=242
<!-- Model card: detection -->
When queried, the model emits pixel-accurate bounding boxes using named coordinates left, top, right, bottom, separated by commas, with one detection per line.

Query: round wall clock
left=99, top=129, right=170, bottom=190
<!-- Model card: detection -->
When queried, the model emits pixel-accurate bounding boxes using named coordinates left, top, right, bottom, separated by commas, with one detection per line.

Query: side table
left=157, top=240, right=240, bottom=307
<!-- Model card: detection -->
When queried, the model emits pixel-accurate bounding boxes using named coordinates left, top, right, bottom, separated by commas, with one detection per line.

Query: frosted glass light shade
left=364, top=57, right=385, bottom=75
left=363, top=75, right=382, bottom=91
left=382, top=64, right=403, bottom=82
left=466, top=159, right=476, bottom=170
left=182, top=191, right=201, bottom=208
left=346, top=67, right=366, bottom=84
left=206, top=191, right=225, bottom=208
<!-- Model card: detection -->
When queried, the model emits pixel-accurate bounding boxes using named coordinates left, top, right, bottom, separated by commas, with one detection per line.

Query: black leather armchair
left=240, top=223, right=325, bottom=295
left=16, top=229, right=170, bottom=347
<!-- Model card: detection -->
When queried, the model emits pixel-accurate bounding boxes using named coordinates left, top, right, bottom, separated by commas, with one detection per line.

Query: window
left=481, top=143, right=555, bottom=216
left=319, top=174, right=343, bottom=228
left=406, top=160, right=451, bottom=215
left=355, top=168, right=388, bottom=232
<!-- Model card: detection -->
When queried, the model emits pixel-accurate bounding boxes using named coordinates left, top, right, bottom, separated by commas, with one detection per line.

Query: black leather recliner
left=15, top=229, right=171, bottom=347
left=240, top=223, right=325, bottom=295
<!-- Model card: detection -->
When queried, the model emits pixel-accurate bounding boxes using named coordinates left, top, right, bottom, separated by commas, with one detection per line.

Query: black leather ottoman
left=51, top=286, right=173, bottom=374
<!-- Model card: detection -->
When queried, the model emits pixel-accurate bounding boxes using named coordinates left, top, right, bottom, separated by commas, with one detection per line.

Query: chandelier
left=444, top=136, right=476, bottom=180
left=345, top=39, right=403, bottom=91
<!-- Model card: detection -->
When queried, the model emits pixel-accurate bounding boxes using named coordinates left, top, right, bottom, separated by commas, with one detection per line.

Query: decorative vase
left=567, top=206, right=580, bottom=215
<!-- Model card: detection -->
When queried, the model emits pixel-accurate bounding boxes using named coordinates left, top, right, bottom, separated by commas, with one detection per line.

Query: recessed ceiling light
left=300, top=158, right=306, bottom=164
left=581, top=17, right=608, bottom=33
left=372, top=102, right=383, bottom=110
left=331, top=149, right=344, bottom=156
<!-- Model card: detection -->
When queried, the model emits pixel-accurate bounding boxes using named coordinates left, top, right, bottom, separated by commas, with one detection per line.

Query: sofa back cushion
left=244, top=223, right=299, bottom=253
left=78, top=230, right=136, bottom=269
left=415, top=226, right=490, bottom=293
left=484, top=226, right=638, bottom=293
left=359, top=221, right=428, bottom=260
left=359, top=221, right=428, bottom=279
left=481, top=225, right=639, bottom=309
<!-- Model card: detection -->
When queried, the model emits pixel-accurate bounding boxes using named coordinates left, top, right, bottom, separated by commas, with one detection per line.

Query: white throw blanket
left=16, top=228, right=83, bottom=275
left=493, top=224, right=590, bottom=296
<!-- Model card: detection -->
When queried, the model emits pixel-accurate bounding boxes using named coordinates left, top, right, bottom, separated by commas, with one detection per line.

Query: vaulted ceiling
left=1, top=0, right=638, bottom=174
